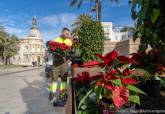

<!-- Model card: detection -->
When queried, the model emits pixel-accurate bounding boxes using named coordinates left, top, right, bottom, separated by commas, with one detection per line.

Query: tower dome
left=28, top=16, right=41, bottom=39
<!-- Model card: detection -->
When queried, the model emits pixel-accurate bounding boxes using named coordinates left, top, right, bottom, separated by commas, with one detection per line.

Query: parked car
left=45, top=56, right=53, bottom=78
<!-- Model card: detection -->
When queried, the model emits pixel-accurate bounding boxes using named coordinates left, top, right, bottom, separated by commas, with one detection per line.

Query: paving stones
left=0, top=67, right=66, bottom=114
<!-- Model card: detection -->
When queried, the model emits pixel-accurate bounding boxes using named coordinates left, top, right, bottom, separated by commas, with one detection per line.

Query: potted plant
left=130, top=49, right=165, bottom=97
left=74, top=50, right=146, bottom=114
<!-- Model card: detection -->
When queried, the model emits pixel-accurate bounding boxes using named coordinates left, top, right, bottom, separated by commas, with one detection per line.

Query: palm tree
left=72, top=14, right=92, bottom=34
left=0, top=26, right=6, bottom=44
left=70, top=0, right=119, bottom=22
left=0, top=26, right=7, bottom=64
left=0, top=26, right=18, bottom=65
left=4, top=34, right=18, bottom=65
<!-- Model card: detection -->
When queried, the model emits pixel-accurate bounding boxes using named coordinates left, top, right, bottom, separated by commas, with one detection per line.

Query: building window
left=26, top=46, right=28, bottom=49
left=115, top=36, right=118, bottom=41
left=105, top=33, right=109, bottom=40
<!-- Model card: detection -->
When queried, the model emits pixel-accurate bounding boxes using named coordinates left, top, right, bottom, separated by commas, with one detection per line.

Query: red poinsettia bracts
left=117, top=56, right=136, bottom=64
left=76, top=72, right=92, bottom=85
left=112, top=86, right=129, bottom=109
left=83, top=50, right=135, bottom=68
left=122, top=78, right=137, bottom=85
left=76, top=50, right=144, bottom=110
left=47, top=40, right=71, bottom=51
left=130, top=49, right=165, bottom=75
left=123, top=68, right=133, bottom=76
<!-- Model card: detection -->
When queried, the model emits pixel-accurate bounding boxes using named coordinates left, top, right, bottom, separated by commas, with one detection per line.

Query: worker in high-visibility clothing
left=49, top=28, right=72, bottom=105
left=51, top=27, right=72, bottom=83
left=49, top=81, right=67, bottom=105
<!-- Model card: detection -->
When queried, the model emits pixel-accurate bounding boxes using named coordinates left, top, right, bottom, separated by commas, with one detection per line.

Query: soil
left=136, top=88, right=165, bottom=114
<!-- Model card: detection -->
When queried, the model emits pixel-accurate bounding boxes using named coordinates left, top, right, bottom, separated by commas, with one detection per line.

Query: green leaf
left=77, top=111, right=82, bottom=114
left=129, top=95, right=140, bottom=105
left=111, top=79, right=122, bottom=86
left=126, top=85, right=146, bottom=95
left=151, top=9, right=160, bottom=24
left=78, top=89, right=93, bottom=109
left=81, top=104, right=87, bottom=110
left=111, top=59, right=122, bottom=68
left=94, top=85, right=103, bottom=103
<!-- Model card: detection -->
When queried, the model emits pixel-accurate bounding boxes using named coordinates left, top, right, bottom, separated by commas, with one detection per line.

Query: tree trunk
left=96, top=0, right=101, bottom=22
left=9, top=56, right=10, bottom=64
left=3, top=56, right=7, bottom=66
left=6, top=56, right=8, bottom=66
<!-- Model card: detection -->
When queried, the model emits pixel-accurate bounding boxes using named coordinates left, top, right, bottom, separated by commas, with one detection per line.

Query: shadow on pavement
left=4, top=112, right=10, bottom=114
left=20, top=77, right=50, bottom=114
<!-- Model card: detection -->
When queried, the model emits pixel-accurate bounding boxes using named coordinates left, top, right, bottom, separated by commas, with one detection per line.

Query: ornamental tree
left=76, top=14, right=105, bottom=62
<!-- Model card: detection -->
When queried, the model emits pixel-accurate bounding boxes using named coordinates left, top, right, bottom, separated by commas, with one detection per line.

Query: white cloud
left=4, top=26, right=27, bottom=38
left=41, top=29, right=61, bottom=43
left=0, top=18, right=9, bottom=24
left=42, top=15, right=59, bottom=27
left=42, top=13, right=77, bottom=27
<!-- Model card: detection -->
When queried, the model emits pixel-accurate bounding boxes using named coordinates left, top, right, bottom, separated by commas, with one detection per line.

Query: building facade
left=102, top=22, right=140, bottom=56
left=11, top=16, right=45, bottom=66
left=101, top=22, right=130, bottom=42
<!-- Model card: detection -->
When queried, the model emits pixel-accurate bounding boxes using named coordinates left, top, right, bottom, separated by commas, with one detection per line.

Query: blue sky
left=0, top=0, right=134, bottom=43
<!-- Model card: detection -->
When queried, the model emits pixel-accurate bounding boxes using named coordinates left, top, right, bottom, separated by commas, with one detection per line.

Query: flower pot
left=139, top=80, right=160, bottom=98
left=158, top=52, right=165, bottom=65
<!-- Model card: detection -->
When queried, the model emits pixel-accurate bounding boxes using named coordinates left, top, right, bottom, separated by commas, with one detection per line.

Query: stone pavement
left=0, top=67, right=66, bottom=114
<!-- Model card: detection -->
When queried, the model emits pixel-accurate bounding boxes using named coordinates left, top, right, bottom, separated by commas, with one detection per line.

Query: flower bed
left=72, top=50, right=146, bottom=114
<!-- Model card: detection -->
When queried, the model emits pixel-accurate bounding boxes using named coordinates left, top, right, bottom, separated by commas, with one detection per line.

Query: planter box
left=72, top=66, right=103, bottom=78
left=66, top=67, right=103, bottom=114
left=66, top=77, right=76, bottom=114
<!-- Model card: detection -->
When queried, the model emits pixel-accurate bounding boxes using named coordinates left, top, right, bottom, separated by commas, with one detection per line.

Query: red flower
left=156, top=65, right=165, bottom=75
left=71, top=63, right=79, bottom=68
left=95, top=50, right=118, bottom=67
left=148, top=49, right=159, bottom=57
left=96, top=81, right=104, bottom=86
left=82, top=61, right=100, bottom=67
left=104, top=84, right=114, bottom=90
left=130, top=52, right=142, bottom=61
left=76, top=72, right=92, bottom=84
left=96, top=81, right=114, bottom=90
left=122, top=78, right=137, bottom=85
left=117, top=56, right=135, bottom=63
left=108, top=69, right=117, bottom=75
left=47, top=41, right=71, bottom=52
left=105, top=50, right=118, bottom=61
left=112, top=86, right=129, bottom=108
left=123, top=68, right=132, bottom=76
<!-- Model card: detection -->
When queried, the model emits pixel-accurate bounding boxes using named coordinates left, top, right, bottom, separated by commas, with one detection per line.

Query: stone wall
left=104, top=38, right=140, bottom=57
left=104, top=40, right=117, bottom=54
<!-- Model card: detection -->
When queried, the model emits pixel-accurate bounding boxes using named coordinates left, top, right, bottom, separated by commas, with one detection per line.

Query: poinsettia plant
left=130, top=49, right=165, bottom=80
left=46, top=40, right=71, bottom=58
left=75, top=50, right=146, bottom=113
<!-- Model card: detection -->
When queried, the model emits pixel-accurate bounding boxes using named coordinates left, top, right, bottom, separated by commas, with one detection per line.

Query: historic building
left=11, top=16, right=45, bottom=66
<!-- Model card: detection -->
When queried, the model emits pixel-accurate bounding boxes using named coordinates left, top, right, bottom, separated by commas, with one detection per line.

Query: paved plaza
left=0, top=67, right=66, bottom=114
